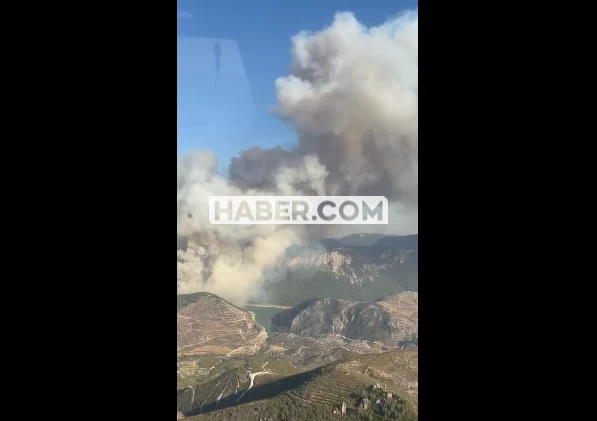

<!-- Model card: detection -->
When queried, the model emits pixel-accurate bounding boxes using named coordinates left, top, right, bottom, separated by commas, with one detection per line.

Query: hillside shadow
left=184, top=366, right=324, bottom=417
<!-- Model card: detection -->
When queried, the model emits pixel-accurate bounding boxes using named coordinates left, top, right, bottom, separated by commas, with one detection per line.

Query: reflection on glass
left=177, top=36, right=256, bottom=155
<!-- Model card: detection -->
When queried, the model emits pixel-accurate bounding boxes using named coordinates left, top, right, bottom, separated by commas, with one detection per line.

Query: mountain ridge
left=179, top=349, right=418, bottom=420
left=177, top=292, right=267, bottom=356
left=271, top=293, right=418, bottom=344
left=262, top=235, right=418, bottom=305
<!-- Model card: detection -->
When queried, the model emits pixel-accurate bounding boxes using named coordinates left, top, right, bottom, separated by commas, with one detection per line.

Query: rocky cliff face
left=285, top=249, right=378, bottom=285
left=270, top=292, right=418, bottom=343
left=284, top=246, right=417, bottom=287
left=263, top=236, right=417, bottom=305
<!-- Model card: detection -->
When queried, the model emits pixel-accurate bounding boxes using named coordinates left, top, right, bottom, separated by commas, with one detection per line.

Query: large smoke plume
left=177, top=10, right=418, bottom=306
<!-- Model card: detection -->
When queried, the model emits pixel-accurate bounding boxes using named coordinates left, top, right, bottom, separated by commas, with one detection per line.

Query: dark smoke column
left=213, top=40, right=221, bottom=74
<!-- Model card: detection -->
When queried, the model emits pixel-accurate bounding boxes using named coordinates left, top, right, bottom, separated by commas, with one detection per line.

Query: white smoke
left=271, top=9, right=418, bottom=203
left=177, top=151, right=305, bottom=305
left=177, top=10, right=418, bottom=306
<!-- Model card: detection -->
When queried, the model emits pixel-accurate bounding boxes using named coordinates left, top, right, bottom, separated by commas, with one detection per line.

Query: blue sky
left=177, top=0, right=418, bottom=172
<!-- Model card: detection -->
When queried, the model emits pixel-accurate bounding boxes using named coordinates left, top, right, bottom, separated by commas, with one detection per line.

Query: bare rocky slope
left=177, top=292, right=267, bottom=356
left=270, top=292, right=418, bottom=344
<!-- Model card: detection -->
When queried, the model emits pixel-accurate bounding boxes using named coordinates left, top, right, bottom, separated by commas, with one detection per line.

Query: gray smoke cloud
left=231, top=10, right=418, bottom=204
left=177, top=10, right=418, bottom=306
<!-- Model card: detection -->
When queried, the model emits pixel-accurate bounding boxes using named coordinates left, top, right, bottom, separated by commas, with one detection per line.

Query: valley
left=244, top=306, right=283, bottom=334
left=177, top=234, right=419, bottom=420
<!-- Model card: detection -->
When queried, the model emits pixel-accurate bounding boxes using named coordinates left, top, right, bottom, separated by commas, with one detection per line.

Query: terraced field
left=178, top=367, right=252, bottom=415
left=177, top=332, right=390, bottom=389
left=177, top=292, right=267, bottom=356
left=177, top=355, right=246, bottom=389
left=290, top=369, right=365, bottom=407
left=177, top=357, right=303, bottom=416
left=266, top=333, right=389, bottom=370
left=340, top=350, right=419, bottom=404
left=180, top=350, right=418, bottom=420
